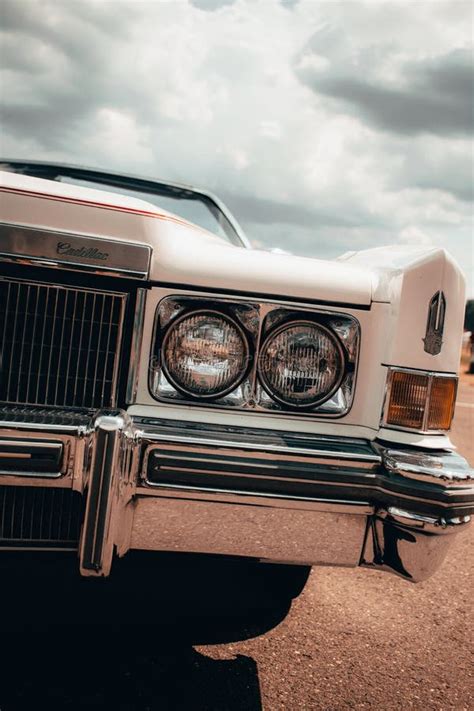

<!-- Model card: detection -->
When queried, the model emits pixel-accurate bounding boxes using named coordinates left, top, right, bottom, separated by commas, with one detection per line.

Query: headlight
left=258, top=321, right=345, bottom=408
left=161, top=310, right=248, bottom=398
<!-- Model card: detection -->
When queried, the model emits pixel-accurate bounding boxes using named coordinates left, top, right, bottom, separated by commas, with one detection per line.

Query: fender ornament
left=423, top=291, right=446, bottom=356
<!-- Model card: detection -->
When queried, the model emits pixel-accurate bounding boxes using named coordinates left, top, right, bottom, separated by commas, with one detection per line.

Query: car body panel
left=0, top=164, right=471, bottom=584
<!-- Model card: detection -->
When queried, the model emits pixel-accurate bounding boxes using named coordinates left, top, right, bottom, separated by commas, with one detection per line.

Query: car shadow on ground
left=1, top=626, right=266, bottom=710
left=0, top=552, right=292, bottom=710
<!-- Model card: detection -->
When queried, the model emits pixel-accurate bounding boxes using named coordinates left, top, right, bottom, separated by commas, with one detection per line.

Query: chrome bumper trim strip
left=142, top=432, right=380, bottom=462
left=379, top=447, right=474, bottom=487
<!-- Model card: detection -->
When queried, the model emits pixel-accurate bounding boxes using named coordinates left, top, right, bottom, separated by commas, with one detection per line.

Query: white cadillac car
left=0, top=160, right=472, bottom=609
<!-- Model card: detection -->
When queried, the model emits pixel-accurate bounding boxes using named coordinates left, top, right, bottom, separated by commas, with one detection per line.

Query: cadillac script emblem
left=57, top=241, right=108, bottom=261
left=423, top=291, right=446, bottom=356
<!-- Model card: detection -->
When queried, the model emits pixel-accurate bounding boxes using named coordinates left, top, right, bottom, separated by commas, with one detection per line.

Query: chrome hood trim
left=0, top=222, right=151, bottom=279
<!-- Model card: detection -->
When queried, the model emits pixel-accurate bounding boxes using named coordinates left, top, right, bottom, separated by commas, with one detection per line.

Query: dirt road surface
left=197, top=371, right=474, bottom=710
left=0, top=372, right=472, bottom=710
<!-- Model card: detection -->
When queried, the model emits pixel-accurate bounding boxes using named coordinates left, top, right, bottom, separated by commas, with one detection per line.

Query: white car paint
left=0, top=169, right=466, bottom=448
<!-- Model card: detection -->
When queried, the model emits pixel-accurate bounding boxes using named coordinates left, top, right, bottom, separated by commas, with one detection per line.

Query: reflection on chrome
left=0, top=409, right=472, bottom=581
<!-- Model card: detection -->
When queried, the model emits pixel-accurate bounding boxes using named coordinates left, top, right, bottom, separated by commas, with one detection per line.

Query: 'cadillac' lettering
left=57, top=241, right=109, bottom=261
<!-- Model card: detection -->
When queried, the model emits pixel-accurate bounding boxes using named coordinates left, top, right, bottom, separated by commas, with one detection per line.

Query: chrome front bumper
left=0, top=407, right=473, bottom=583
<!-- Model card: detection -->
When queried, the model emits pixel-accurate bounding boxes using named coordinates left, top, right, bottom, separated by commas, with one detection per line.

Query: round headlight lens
left=161, top=311, right=248, bottom=398
left=259, top=321, right=344, bottom=407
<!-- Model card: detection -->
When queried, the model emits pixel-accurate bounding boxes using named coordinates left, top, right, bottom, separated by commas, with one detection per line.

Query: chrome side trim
left=142, top=432, right=380, bottom=463
left=379, top=447, right=474, bottom=488
left=0, top=428, right=82, bottom=485
left=144, top=462, right=472, bottom=513
left=0, top=222, right=151, bottom=278
left=140, top=421, right=474, bottom=516
left=0, top=439, right=63, bottom=478
left=126, top=288, right=147, bottom=404
left=0, top=440, right=62, bottom=450
left=141, top=481, right=373, bottom=508
left=135, top=417, right=380, bottom=462
left=382, top=506, right=470, bottom=531
left=134, top=485, right=373, bottom=513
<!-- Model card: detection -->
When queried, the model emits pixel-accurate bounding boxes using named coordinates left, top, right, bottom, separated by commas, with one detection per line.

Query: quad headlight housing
left=150, top=295, right=360, bottom=417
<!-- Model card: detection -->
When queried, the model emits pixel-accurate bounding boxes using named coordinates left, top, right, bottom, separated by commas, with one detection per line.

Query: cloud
left=398, top=226, right=433, bottom=246
left=0, top=0, right=472, bottom=295
left=190, top=0, right=236, bottom=10
left=219, top=192, right=381, bottom=230
left=296, top=47, right=473, bottom=137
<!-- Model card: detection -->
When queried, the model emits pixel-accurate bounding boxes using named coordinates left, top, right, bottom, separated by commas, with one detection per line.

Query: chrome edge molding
left=378, top=447, right=474, bottom=487
left=126, top=288, right=148, bottom=404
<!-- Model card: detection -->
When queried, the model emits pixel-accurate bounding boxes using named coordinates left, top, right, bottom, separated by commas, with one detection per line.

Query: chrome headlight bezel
left=149, top=294, right=360, bottom=419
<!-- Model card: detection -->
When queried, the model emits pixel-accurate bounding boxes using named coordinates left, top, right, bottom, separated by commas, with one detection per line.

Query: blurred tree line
left=465, top=300, right=474, bottom=331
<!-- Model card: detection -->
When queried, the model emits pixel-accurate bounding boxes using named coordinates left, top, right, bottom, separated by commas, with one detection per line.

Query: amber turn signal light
left=427, top=376, right=457, bottom=430
left=385, top=369, right=457, bottom=432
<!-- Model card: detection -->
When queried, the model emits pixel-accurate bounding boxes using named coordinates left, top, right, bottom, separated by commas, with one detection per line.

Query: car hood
left=152, top=228, right=374, bottom=306
left=3, top=170, right=460, bottom=312
left=0, top=170, right=375, bottom=306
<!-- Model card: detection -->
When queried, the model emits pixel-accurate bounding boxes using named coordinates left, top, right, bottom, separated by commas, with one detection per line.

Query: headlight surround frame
left=149, top=294, right=360, bottom=418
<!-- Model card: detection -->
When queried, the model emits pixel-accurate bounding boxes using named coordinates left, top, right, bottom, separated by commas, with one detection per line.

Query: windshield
left=0, top=161, right=246, bottom=247
left=60, top=177, right=242, bottom=245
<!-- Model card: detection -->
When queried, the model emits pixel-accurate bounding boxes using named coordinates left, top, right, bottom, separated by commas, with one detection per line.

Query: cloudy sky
left=1, top=0, right=473, bottom=294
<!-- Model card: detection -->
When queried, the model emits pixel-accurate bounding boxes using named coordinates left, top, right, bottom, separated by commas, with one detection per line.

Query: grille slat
left=0, top=279, right=126, bottom=409
left=0, top=486, right=82, bottom=547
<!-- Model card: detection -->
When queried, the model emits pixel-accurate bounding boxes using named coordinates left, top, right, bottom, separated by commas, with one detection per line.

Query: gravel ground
left=197, top=371, right=474, bottom=710
left=0, top=372, right=472, bottom=710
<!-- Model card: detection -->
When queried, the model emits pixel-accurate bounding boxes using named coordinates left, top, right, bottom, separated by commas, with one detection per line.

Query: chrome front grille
left=0, top=278, right=127, bottom=409
left=0, top=486, right=83, bottom=548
